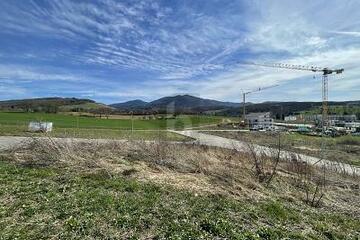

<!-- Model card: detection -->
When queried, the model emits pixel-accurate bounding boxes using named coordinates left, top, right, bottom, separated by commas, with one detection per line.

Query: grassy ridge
left=0, top=112, right=221, bottom=130
left=1, top=161, right=359, bottom=239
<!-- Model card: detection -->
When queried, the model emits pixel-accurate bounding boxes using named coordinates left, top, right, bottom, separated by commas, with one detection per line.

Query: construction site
left=0, top=0, right=359, bottom=239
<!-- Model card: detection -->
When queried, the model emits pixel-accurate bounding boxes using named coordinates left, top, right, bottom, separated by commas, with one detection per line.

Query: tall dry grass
left=2, top=136, right=359, bottom=210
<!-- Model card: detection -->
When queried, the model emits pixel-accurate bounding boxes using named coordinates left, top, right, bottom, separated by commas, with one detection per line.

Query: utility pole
left=242, top=92, right=246, bottom=124
left=322, top=73, right=329, bottom=132
left=131, top=111, right=134, bottom=133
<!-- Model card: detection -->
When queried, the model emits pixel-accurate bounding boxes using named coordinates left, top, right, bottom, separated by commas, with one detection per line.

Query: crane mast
left=242, top=62, right=344, bottom=132
left=242, top=85, right=278, bottom=128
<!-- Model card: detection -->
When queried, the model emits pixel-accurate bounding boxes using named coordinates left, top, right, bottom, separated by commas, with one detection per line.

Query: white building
left=344, top=122, right=360, bottom=133
left=246, top=112, right=273, bottom=130
left=304, top=114, right=357, bottom=126
left=284, top=115, right=297, bottom=122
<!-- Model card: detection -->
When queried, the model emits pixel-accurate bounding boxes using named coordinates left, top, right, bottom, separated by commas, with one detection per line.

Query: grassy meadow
left=0, top=112, right=224, bottom=140
left=0, top=112, right=222, bottom=130
left=0, top=139, right=359, bottom=239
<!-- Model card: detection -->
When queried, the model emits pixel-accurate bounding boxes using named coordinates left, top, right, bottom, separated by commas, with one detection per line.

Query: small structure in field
left=28, top=122, right=53, bottom=132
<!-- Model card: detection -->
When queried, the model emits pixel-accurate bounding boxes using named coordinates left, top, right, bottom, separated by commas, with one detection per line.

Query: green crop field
left=0, top=112, right=225, bottom=140
left=0, top=125, right=189, bottom=141
left=0, top=112, right=223, bottom=130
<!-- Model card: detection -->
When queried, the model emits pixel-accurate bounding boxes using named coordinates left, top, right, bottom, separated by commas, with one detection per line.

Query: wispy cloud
left=331, top=31, right=360, bottom=37
left=0, top=0, right=246, bottom=79
left=0, top=64, right=90, bottom=82
left=0, top=0, right=359, bottom=103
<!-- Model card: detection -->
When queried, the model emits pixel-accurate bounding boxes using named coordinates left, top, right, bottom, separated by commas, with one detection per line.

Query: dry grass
left=1, top=137, right=360, bottom=238
left=203, top=131, right=360, bottom=167
left=2, top=137, right=359, bottom=214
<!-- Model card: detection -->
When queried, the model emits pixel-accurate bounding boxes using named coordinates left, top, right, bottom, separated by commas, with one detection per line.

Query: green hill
left=0, top=97, right=112, bottom=113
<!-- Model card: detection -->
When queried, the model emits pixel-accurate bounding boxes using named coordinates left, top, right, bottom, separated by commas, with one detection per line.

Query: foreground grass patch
left=1, top=161, right=359, bottom=239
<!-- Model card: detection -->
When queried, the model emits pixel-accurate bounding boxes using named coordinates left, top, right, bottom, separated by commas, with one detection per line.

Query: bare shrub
left=6, top=137, right=130, bottom=177
left=8, top=137, right=66, bottom=166
left=244, top=132, right=282, bottom=185
left=129, top=140, right=175, bottom=168
left=128, top=139, right=249, bottom=188
left=286, top=154, right=326, bottom=207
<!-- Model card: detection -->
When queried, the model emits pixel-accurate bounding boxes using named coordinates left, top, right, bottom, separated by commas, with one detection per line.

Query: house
left=246, top=112, right=273, bottom=130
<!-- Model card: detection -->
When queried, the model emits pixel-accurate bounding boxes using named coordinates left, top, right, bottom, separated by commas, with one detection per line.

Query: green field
left=0, top=112, right=224, bottom=140
left=0, top=112, right=222, bottom=130
left=0, top=125, right=189, bottom=141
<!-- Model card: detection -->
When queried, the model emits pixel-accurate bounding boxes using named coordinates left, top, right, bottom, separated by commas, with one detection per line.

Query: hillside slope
left=110, top=100, right=148, bottom=110
left=0, top=97, right=112, bottom=112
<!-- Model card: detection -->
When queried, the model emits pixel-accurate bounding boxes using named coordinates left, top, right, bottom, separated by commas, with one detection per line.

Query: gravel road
left=0, top=136, right=28, bottom=151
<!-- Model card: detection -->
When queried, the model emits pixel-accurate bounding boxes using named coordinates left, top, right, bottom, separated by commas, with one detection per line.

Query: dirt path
left=0, top=136, right=28, bottom=151
left=173, top=130, right=360, bottom=176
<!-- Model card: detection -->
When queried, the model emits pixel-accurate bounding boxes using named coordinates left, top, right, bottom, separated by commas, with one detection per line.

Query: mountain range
left=110, top=95, right=360, bottom=117
left=1, top=95, right=359, bottom=117
left=110, top=95, right=241, bottom=113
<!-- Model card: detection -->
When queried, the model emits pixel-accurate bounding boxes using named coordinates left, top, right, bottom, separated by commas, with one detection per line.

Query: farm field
left=202, top=131, right=360, bottom=166
left=0, top=125, right=189, bottom=141
left=0, top=112, right=222, bottom=130
left=0, top=139, right=359, bottom=239
left=0, top=112, right=224, bottom=140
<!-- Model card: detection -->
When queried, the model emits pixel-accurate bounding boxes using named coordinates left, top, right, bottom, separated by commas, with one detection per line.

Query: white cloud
left=0, top=85, right=26, bottom=95
left=0, top=0, right=246, bottom=80
left=0, top=84, right=28, bottom=100
left=0, top=0, right=359, bottom=102
left=330, top=31, right=360, bottom=37
left=0, top=64, right=92, bottom=82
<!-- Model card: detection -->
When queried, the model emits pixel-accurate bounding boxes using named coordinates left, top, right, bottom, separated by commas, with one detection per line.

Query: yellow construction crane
left=242, top=62, right=344, bottom=132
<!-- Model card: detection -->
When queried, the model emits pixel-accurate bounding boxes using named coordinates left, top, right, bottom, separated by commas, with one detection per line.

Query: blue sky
left=0, top=0, right=359, bottom=104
